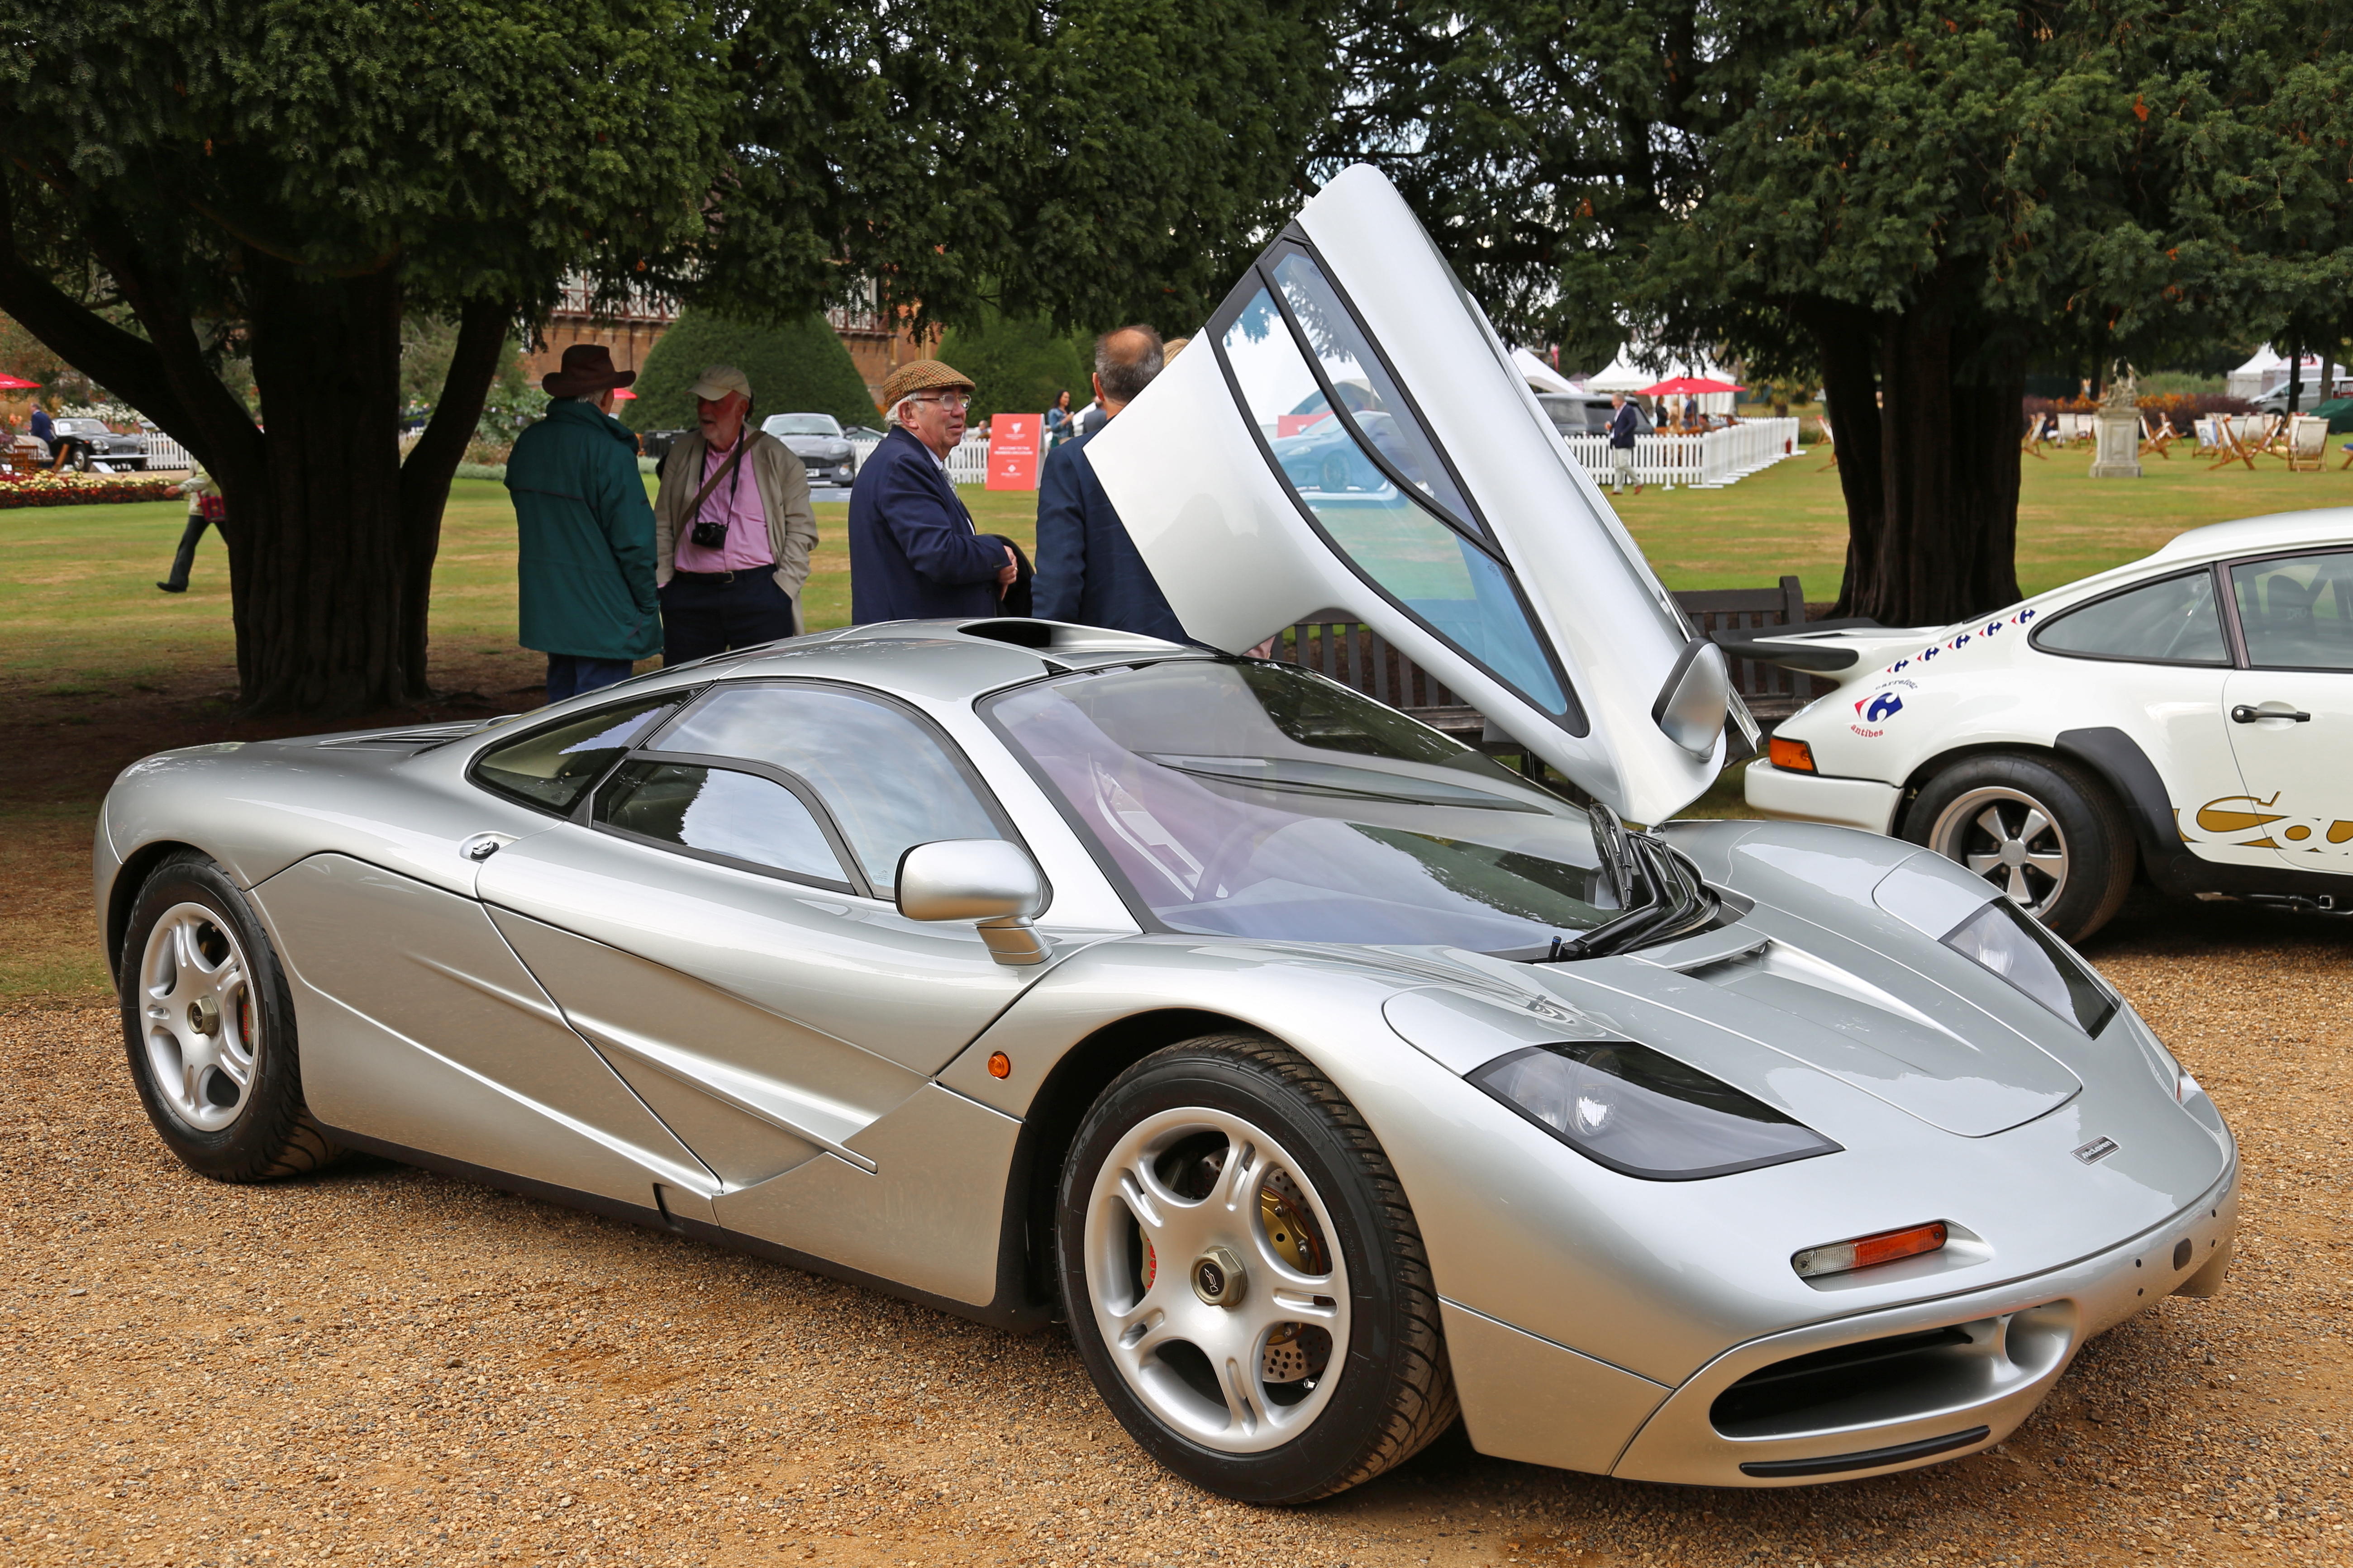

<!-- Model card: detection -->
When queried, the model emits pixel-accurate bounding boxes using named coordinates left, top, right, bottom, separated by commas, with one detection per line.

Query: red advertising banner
left=986, top=413, right=1043, bottom=491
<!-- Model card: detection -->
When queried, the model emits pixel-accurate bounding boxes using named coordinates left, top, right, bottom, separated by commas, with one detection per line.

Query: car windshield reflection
left=990, top=661, right=1618, bottom=949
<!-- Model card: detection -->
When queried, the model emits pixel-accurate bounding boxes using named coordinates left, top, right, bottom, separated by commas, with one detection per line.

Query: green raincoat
left=504, top=399, right=662, bottom=661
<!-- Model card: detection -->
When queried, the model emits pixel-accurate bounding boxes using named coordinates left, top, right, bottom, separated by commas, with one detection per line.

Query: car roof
left=2139, top=507, right=2353, bottom=567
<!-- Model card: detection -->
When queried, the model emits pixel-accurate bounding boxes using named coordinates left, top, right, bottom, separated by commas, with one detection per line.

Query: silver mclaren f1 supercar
left=96, top=166, right=2236, bottom=1504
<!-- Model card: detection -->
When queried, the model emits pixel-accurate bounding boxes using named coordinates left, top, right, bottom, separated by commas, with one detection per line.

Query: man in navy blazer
left=1032, top=325, right=1186, bottom=642
left=848, top=359, right=1018, bottom=623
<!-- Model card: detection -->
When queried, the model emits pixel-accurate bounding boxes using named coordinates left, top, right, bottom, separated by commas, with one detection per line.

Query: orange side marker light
left=1768, top=736, right=1816, bottom=774
left=987, top=1051, right=1012, bottom=1079
left=1792, top=1221, right=1947, bottom=1279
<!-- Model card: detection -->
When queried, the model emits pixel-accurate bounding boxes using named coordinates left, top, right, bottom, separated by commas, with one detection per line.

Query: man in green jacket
left=504, top=345, right=662, bottom=700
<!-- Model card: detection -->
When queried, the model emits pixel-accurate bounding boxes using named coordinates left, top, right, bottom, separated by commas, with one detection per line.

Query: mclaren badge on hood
left=1087, top=164, right=1739, bottom=824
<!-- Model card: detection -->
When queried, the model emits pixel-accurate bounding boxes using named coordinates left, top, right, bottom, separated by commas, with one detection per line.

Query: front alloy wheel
left=1058, top=1035, right=1456, bottom=1504
left=1906, top=752, right=2136, bottom=942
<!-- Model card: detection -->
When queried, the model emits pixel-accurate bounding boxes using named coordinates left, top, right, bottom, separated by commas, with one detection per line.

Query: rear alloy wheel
left=1058, top=1035, right=1456, bottom=1504
left=119, top=852, right=343, bottom=1181
left=1906, top=753, right=2135, bottom=942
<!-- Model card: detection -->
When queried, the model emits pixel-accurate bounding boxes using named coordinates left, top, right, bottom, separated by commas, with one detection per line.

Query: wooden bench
left=1268, top=575, right=1826, bottom=753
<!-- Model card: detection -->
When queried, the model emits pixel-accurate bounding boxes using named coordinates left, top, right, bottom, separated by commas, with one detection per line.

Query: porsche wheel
left=119, top=852, right=343, bottom=1182
left=1057, top=1034, right=1456, bottom=1503
left=1906, top=752, right=2135, bottom=943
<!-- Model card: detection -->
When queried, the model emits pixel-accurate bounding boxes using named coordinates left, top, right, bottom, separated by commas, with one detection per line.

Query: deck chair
left=2138, top=413, right=2177, bottom=460
left=2209, top=416, right=2259, bottom=472
left=2286, top=414, right=2328, bottom=473
left=1815, top=414, right=1837, bottom=470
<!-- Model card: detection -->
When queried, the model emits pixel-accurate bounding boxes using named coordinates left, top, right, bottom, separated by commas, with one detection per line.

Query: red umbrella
left=1636, top=375, right=1743, bottom=396
left=612, top=387, right=638, bottom=401
left=0, top=373, right=41, bottom=391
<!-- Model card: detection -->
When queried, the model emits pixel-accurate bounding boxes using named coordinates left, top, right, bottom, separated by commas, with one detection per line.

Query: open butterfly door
left=1086, top=164, right=1738, bottom=825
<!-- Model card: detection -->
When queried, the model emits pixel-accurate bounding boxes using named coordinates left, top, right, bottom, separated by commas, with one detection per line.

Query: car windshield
left=766, top=414, right=842, bottom=437
left=57, top=419, right=105, bottom=435
left=989, top=660, right=1623, bottom=950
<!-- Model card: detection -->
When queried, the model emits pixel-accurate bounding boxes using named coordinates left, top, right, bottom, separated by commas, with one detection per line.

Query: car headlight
left=1468, top=1041, right=1841, bottom=1180
left=1939, top=898, right=2117, bottom=1035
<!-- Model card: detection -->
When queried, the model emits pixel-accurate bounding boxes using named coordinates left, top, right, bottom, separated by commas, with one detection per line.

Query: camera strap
left=685, top=434, right=752, bottom=527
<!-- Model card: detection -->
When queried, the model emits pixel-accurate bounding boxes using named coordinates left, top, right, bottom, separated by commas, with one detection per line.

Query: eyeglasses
left=911, top=392, right=972, bottom=411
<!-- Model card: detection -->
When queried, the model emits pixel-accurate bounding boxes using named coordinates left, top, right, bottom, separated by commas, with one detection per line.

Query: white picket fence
left=138, top=430, right=197, bottom=471
left=1557, top=417, right=1802, bottom=490
left=841, top=417, right=1803, bottom=494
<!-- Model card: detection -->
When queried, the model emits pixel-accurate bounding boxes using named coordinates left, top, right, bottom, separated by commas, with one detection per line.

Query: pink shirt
left=672, top=438, right=771, bottom=572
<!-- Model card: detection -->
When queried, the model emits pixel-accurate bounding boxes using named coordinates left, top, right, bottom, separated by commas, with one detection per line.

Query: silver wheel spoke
left=2025, top=851, right=2066, bottom=872
left=2015, top=808, right=2053, bottom=847
left=1974, top=805, right=2013, bottom=845
left=2004, top=864, right=2034, bottom=903
left=1965, top=853, right=2003, bottom=876
left=1218, top=1354, right=1264, bottom=1436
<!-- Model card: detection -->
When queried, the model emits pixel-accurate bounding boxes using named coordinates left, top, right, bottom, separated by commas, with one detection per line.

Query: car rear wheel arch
left=108, top=839, right=212, bottom=984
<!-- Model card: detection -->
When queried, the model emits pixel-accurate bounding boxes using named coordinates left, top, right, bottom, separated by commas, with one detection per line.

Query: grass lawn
left=4, top=447, right=2349, bottom=998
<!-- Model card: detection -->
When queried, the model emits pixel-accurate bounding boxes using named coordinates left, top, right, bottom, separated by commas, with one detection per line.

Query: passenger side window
left=648, top=684, right=1005, bottom=893
left=2033, top=571, right=2226, bottom=665
left=2232, top=551, right=2353, bottom=671
left=593, top=761, right=851, bottom=888
left=470, top=695, right=681, bottom=813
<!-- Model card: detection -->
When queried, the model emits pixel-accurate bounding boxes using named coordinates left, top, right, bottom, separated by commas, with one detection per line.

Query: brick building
left=521, top=277, right=935, bottom=414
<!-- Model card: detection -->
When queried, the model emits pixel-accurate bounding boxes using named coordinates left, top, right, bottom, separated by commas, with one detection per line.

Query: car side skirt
left=313, top=1122, right=1056, bottom=1332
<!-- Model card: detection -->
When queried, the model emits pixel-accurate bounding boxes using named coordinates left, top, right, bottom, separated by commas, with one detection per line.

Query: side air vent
left=956, top=618, right=1190, bottom=656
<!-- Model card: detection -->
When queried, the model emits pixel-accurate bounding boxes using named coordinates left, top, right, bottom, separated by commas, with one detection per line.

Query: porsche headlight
left=1940, top=898, right=2117, bottom=1035
left=1469, top=1041, right=1840, bottom=1181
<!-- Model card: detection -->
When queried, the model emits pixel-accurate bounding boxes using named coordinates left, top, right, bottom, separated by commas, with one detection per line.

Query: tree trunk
left=397, top=299, right=514, bottom=698
left=1805, top=283, right=2024, bottom=627
left=229, top=259, right=410, bottom=714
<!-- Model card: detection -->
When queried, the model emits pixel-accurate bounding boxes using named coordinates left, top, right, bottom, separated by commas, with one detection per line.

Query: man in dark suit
left=848, top=359, right=1019, bottom=623
left=1031, top=325, right=1186, bottom=642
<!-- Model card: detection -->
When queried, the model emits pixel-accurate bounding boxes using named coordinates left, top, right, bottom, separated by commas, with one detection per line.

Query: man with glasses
left=849, top=359, right=1021, bottom=623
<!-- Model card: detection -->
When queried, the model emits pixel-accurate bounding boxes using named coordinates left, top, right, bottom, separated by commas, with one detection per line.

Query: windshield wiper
left=1538, top=832, right=1717, bottom=962
left=1586, top=802, right=1638, bottom=908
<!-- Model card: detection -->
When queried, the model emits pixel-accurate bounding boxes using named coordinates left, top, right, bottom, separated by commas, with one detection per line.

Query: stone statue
left=2090, top=360, right=2142, bottom=478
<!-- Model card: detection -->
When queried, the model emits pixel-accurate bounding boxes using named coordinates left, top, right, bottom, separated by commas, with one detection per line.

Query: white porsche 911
left=1742, top=509, right=2353, bottom=939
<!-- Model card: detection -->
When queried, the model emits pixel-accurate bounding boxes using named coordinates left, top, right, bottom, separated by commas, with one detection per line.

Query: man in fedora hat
left=847, top=358, right=1019, bottom=623
left=652, top=363, right=818, bottom=664
left=504, top=344, right=662, bottom=700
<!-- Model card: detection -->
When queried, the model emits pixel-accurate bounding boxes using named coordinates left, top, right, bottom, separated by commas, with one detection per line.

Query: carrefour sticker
left=1849, top=678, right=1917, bottom=739
left=1872, top=606, right=2038, bottom=680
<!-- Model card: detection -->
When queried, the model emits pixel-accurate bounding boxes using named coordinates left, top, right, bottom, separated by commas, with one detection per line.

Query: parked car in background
left=638, top=428, right=689, bottom=466
left=1534, top=393, right=1616, bottom=437
left=50, top=417, right=148, bottom=471
left=1740, top=509, right=2353, bottom=940
left=761, top=412, right=859, bottom=487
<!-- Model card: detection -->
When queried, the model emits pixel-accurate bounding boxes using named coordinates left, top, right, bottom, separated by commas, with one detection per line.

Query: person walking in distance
left=503, top=344, right=662, bottom=701
left=652, top=364, right=818, bottom=664
left=156, top=470, right=224, bottom=594
left=1032, top=325, right=1185, bottom=641
left=847, top=359, right=1020, bottom=623
left=1606, top=392, right=1642, bottom=496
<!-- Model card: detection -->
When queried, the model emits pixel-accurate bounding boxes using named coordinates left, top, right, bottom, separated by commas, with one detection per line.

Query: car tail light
left=1792, top=1221, right=1948, bottom=1279
left=1767, top=736, right=1816, bottom=774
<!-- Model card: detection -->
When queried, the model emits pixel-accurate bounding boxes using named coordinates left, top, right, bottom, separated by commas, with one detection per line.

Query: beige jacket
left=653, top=429, right=819, bottom=630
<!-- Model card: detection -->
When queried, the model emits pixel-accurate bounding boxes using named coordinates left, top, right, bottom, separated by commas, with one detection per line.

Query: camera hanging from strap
left=686, top=404, right=755, bottom=550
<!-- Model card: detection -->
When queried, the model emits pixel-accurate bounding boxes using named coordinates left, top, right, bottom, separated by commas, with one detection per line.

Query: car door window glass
left=2232, top=552, right=2353, bottom=671
left=2033, top=571, right=2227, bottom=665
left=471, top=695, right=682, bottom=813
left=1267, top=252, right=1478, bottom=533
left=594, top=761, right=850, bottom=887
left=652, top=685, right=1004, bottom=892
left=1220, top=288, right=1570, bottom=717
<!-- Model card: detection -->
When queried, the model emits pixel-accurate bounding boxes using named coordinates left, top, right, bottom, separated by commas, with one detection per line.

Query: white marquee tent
left=2227, top=347, right=2349, bottom=402
left=1584, top=349, right=1742, bottom=415
left=1511, top=347, right=1577, bottom=394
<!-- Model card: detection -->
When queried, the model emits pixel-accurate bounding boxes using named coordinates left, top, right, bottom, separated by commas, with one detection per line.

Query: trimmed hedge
left=627, top=310, right=879, bottom=433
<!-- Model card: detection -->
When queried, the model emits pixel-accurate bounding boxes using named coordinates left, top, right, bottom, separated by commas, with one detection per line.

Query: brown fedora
left=541, top=344, right=638, bottom=397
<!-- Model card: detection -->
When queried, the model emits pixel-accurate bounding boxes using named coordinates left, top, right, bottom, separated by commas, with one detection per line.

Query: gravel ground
left=5, top=897, right=2348, bottom=1568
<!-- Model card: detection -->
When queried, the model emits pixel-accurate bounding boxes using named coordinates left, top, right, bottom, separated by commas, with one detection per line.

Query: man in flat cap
left=504, top=344, right=662, bottom=701
left=848, top=359, right=1019, bottom=623
left=652, top=363, right=818, bottom=664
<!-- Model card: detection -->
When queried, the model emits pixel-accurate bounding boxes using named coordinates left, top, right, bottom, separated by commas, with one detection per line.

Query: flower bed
left=0, top=470, right=182, bottom=508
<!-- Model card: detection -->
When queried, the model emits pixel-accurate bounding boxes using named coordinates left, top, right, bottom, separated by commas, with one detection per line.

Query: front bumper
left=1743, top=758, right=1903, bottom=835
left=1605, top=1159, right=2238, bottom=1485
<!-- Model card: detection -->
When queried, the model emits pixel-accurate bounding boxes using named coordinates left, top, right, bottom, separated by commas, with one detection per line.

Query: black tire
left=1056, top=1034, right=1457, bottom=1504
left=1904, top=751, right=2136, bottom=942
left=69, top=446, right=89, bottom=472
left=118, top=851, right=343, bottom=1182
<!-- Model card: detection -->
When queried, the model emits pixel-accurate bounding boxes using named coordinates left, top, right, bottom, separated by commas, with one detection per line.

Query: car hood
left=1088, top=164, right=1729, bottom=824
left=780, top=436, right=852, bottom=460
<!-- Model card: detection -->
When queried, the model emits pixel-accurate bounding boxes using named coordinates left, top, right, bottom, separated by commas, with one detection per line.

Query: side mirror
left=895, top=840, right=1050, bottom=966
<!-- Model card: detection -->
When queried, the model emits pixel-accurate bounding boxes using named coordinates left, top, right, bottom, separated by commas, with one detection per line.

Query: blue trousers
left=545, top=654, right=636, bottom=702
left=660, top=571, right=798, bottom=666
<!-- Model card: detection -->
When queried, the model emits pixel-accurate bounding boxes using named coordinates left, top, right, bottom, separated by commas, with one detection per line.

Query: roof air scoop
left=1653, top=640, right=1731, bottom=757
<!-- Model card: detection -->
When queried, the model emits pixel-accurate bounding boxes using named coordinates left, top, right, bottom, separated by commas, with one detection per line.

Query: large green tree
left=1330, top=0, right=2353, bottom=625
left=0, top=0, right=1338, bottom=713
